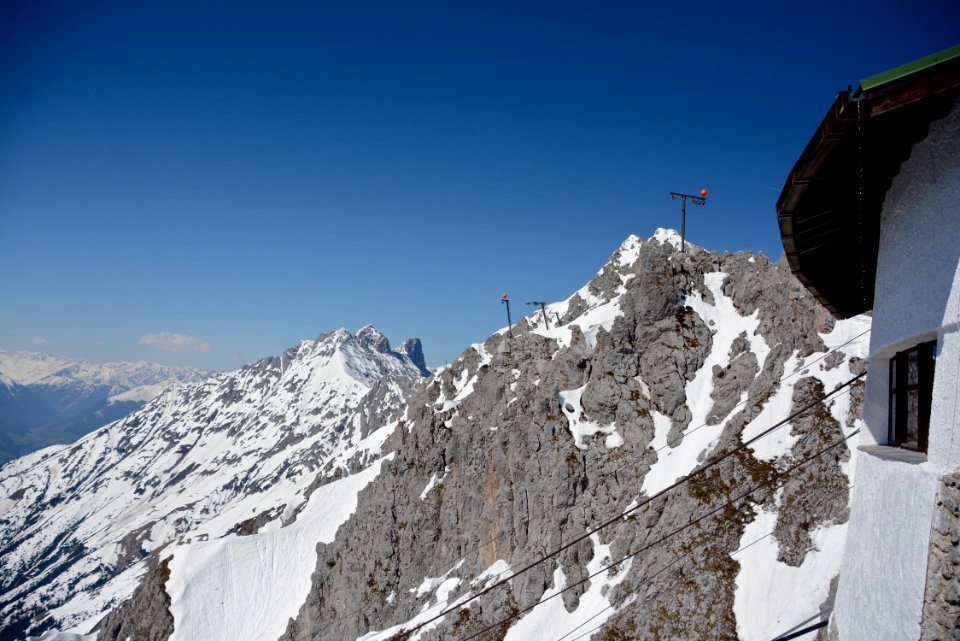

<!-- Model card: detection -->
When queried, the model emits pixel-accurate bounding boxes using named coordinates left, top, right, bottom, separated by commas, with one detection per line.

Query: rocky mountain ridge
left=275, top=230, right=869, bottom=641
left=0, top=327, right=427, bottom=640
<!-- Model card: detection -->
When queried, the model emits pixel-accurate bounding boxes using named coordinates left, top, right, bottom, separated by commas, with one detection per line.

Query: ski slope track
left=0, top=327, right=426, bottom=640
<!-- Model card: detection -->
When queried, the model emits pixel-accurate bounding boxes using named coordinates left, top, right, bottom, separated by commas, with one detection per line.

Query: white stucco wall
left=833, top=98, right=960, bottom=641
left=867, top=101, right=960, bottom=361
left=859, top=98, right=960, bottom=453
left=832, top=454, right=940, bottom=641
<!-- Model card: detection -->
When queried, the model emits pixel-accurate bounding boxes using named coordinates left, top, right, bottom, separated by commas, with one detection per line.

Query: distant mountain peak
left=355, top=325, right=391, bottom=353
left=0, top=349, right=211, bottom=464
left=0, top=327, right=428, bottom=638
left=399, top=337, right=430, bottom=377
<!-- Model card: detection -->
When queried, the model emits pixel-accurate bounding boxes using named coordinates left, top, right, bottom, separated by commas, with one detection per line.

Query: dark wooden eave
left=776, top=47, right=960, bottom=319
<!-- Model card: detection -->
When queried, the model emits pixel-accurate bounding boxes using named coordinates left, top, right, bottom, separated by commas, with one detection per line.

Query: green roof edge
left=860, top=43, right=960, bottom=91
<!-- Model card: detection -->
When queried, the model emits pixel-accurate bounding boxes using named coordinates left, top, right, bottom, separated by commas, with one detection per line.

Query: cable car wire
left=393, top=372, right=864, bottom=640
left=457, top=428, right=858, bottom=641
left=312, top=327, right=869, bottom=638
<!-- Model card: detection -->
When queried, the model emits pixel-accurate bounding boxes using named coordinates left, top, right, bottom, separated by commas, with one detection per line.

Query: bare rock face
left=398, top=338, right=430, bottom=377
left=773, top=378, right=851, bottom=567
left=274, top=235, right=864, bottom=641
left=95, top=557, right=174, bottom=641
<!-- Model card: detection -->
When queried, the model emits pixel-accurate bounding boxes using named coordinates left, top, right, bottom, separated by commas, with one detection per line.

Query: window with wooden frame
left=888, top=340, right=937, bottom=453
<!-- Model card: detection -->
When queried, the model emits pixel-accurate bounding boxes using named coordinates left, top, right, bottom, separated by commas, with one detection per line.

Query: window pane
left=905, top=389, right=920, bottom=450
left=908, top=349, right=919, bottom=386
left=888, top=340, right=937, bottom=454
left=889, top=393, right=898, bottom=444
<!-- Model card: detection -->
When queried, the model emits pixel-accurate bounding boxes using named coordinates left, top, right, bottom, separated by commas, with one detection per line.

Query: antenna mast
left=501, top=294, right=513, bottom=338
left=669, top=188, right=708, bottom=252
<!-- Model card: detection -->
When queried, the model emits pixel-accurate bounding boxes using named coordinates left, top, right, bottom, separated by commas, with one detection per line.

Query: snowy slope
left=0, top=327, right=425, bottom=640
left=165, top=451, right=391, bottom=641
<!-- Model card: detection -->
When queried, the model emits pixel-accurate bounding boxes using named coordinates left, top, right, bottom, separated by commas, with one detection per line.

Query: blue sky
left=1, top=1, right=957, bottom=370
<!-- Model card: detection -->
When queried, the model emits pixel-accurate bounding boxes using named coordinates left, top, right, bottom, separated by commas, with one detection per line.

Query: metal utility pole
left=526, top=301, right=550, bottom=329
left=670, top=189, right=707, bottom=252
left=501, top=294, right=513, bottom=337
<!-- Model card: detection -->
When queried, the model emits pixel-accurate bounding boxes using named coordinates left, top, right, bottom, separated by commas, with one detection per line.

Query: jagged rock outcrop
left=276, top=232, right=868, bottom=641
left=399, top=338, right=430, bottom=377
left=94, top=557, right=175, bottom=641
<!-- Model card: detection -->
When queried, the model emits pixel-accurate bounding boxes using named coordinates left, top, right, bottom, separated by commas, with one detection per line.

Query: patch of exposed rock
left=95, top=557, right=174, bottom=641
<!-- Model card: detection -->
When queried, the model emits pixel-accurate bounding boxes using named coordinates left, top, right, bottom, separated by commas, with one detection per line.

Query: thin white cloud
left=31, top=337, right=48, bottom=345
left=138, top=331, right=209, bottom=353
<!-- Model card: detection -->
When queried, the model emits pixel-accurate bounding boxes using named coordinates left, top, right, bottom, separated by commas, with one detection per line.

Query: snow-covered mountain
left=0, top=350, right=208, bottom=464
left=0, top=327, right=427, bottom=640
left=3, top=230, right=871, bottom=641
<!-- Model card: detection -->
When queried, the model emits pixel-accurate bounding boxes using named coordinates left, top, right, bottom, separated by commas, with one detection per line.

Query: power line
left=457, top=428, right=859, bottom=641
left=437, top=327, right=868, bottom=577
left=551, top=543, right=695, bottom=641
left=313, top=328, right=869, bottom=638
left=772, top=619, right=829, bottom=641
left=395, top=372, right=864, bottom=640
left=557, top=497, right=854, bottom=641
left=559, top=519, right=846, bottom=641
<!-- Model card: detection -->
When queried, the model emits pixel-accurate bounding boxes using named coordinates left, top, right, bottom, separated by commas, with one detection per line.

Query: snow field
left=166, top=456, right=391, bottom=641
left=732, top=509, right=847, bottom=641
left=558, top=385, right=624, bottom=449
left=2, top=329, right=422, bottom=636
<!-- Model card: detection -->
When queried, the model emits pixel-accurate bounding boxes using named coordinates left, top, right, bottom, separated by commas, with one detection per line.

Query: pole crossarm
left=669, top=191, right=707, bottom=252
left=501, top=295, right=513, bottom=337
left=526, top=301, right=549, bottom=329
left=670, top=191, right=707, bottom=205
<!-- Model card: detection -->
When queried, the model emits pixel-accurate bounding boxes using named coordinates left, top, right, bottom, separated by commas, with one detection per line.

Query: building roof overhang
left=776, top=45, right=960, bottom=319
